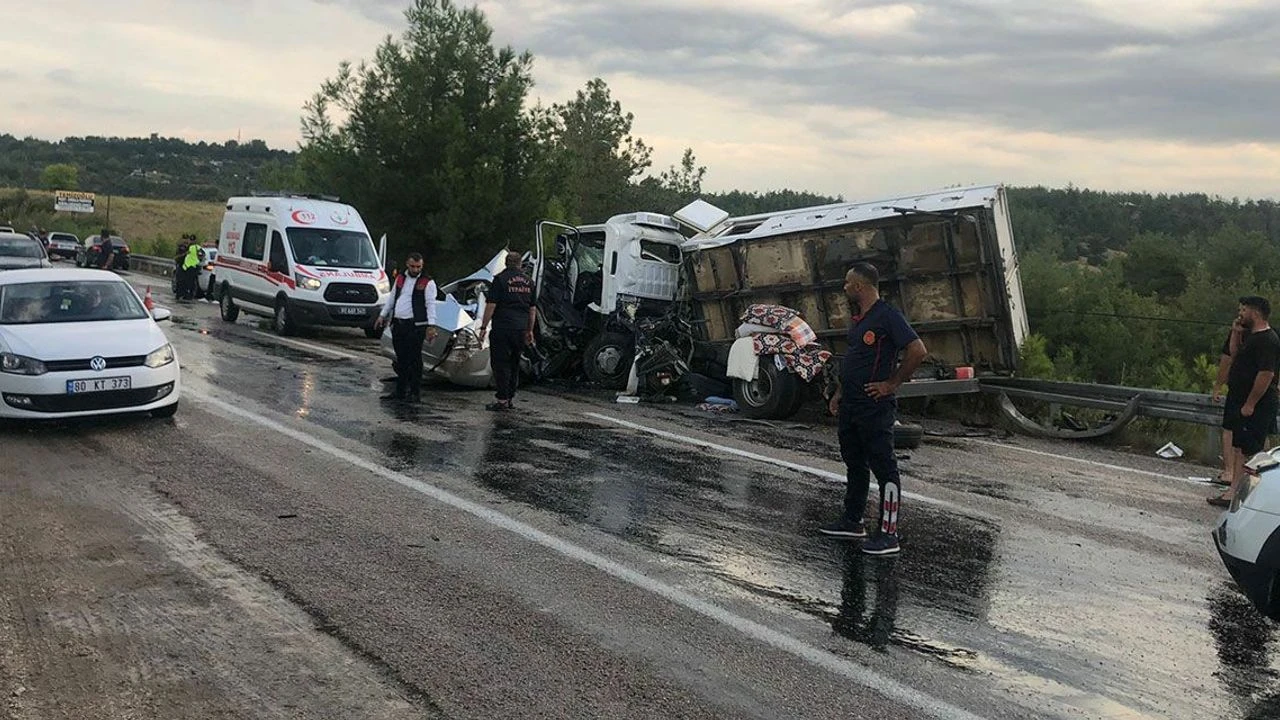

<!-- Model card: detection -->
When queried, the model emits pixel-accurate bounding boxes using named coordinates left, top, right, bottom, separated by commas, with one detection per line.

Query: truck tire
left=733, top=357, right=802, bottom=420
left=219, top=284, right=239, bottom=322
left=273, top=298, right=298, bottom=336
left=894, top=422, right=924, bottom=450
left=583, top=332, right=635, bottom=389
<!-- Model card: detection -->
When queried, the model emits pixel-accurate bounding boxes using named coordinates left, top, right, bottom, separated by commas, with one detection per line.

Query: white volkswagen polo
left=0, top=269, right=180, bottom=419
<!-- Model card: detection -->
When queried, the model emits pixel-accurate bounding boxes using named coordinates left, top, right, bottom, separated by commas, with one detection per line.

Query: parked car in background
left=76, top=235, right=130, bottom=270
left=200, top=245, right=219, bottom=299
left=45, top=232, right=80, bottom=260
left=0, top=226, right=14, bottom=233
left=0, top=268, right=179, bottom=419
left=0, top=232, right=52, bottom=270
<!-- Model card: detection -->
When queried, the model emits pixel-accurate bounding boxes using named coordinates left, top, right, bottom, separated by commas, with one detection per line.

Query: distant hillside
left=5, top=132, right=1280, bottom=261
left=0, top=134, right=294, bottom=202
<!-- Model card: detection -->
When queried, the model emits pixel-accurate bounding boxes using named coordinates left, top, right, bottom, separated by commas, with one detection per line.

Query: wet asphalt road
left=5, top=277, right=1280, bottom=719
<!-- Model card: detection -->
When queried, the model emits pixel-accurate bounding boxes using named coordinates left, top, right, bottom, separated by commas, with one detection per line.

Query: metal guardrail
left=129, top=253, right=175, bottom=278
left=974, top=377, right=1280, bottom=443
left=980, top=377, right=1228, bottom=426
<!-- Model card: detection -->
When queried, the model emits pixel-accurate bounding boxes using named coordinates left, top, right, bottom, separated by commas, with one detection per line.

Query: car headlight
left=144, top=344, right=175, bottom=368
left=295, top=273, right=322, bottom=291
left=1, top=352, right=47, bottom=375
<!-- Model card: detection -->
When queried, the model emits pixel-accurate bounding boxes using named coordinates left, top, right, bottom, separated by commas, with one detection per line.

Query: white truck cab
left=215, top=195, right=389, bottom=336
left=532, top=212, right=685, bottom=386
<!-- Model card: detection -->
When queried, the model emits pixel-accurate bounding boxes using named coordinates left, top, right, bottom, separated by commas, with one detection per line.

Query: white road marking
left=583, top=412, right=972, bottom=513
left=190, top=390, right=984, bottom=720
left=965, top=439, right=1202, bottom=484
left=251, top=331, right=363, bottom=362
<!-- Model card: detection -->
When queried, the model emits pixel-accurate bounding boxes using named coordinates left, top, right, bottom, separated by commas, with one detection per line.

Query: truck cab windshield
left=285, top=228, right=378, bottom=269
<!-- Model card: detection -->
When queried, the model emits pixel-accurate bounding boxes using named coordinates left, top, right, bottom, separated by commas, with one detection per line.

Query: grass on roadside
left=0, top=187, right=223, bottom=258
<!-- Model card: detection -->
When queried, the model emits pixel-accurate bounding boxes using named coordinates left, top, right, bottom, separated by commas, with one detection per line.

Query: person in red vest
left=375, top=252, right=438, bottom=402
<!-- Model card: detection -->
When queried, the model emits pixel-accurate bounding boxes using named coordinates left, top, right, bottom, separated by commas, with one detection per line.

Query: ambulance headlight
left=295, top=273, right=322, bottom=291
left=376, top=279, right=391, bottom=294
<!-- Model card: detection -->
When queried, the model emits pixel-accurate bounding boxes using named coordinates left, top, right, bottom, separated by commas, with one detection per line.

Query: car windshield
left=50, top=234, right=75, bottom=242
left=0, top=237, right=44, bottom=258
left=0, top=280, right=148, bottom=324
left=285, top=228, right=378, bottom=269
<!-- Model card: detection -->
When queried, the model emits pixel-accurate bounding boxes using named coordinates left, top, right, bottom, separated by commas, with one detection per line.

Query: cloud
left=480, top=0, right=1280, bottom=146
left=4, top=0, right=1280, bottom=200
left=45, top=69, right=79, bottom=87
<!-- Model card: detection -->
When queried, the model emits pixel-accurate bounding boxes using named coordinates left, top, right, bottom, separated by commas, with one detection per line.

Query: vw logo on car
left=89, top=356, right=107, bottom=372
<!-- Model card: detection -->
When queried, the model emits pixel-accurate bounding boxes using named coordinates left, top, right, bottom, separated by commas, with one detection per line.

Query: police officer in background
left=478, top=251, right=535, bottom=411
left=375, top=252, right=438, bottom=402
left=820, top=262, right=927, bottom=556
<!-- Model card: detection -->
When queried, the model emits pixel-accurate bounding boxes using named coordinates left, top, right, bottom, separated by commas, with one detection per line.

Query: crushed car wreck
left=380, top=251, right=506, bottom=388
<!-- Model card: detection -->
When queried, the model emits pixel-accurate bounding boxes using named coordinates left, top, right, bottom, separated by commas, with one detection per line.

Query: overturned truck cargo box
left=680, top=185, right=1030, bottom=384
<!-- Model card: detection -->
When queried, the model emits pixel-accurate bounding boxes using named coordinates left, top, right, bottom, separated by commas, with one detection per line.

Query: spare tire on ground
left=894, top=421, right=924, bottom=450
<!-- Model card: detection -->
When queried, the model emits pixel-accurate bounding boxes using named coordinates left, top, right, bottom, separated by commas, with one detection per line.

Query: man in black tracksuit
left=375, top=253, right=438, bottom=402
left=1210, top=296, right=1280, bottom=506
left=479, top=251, right=536, bottom=411
left=820, top=262, right=927, bottom=556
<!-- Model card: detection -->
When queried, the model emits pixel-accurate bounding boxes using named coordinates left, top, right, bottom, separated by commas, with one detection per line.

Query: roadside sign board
left=54, top=190, right=95, bottom=213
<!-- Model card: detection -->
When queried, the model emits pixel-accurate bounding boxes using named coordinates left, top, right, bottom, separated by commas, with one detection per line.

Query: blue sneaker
left=818, top=518, right=867, bottom=538
left=862, top=533, right=900, bottom=556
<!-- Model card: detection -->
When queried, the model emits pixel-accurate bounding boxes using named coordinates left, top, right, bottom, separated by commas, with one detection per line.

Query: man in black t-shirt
left=1210, top=296, right=1280, bottom=507
left=478, top=251, right=536, bottom=411
left=819, top=263, right=927, bottom=556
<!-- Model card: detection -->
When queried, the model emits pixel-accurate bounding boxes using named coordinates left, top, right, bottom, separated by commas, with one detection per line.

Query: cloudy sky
left=4, top=0, right=1280, bottom=199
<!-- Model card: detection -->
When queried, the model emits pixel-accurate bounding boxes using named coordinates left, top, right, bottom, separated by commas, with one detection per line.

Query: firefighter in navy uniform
left=478, top=251, right=536, bottom=411
left=375, top=252, right=438, bottom=402
left=819, top=262, right=927, bottom=556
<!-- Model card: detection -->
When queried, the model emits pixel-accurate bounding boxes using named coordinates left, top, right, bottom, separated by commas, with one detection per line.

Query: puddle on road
left=469, top=415, right=994, bottom=667
left=1208, top=581, right=1280, bottom=717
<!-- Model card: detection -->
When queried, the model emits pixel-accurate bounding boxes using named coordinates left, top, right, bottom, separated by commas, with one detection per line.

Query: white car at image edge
left=1215, top=447, right=1280, bottom=620
left=0, top=268, right=180, bottom=419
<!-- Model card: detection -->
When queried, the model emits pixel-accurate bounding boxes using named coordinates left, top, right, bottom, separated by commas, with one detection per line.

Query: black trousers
left=490, top=328, right=525, bottom=402
left=176, top=267, right=198, bottom=299
left=391, top=320, right=426, bottom=397
left=837, top=401, right=902, bottom=535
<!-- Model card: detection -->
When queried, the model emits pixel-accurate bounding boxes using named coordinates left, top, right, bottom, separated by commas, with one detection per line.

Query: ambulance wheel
left=273, top=298, right=297, bottom=336
left=733, top=357, right=801, bottom=420
left=583, top=332, right=635, bottom=389
left=219, top=285, right=239, bottom=322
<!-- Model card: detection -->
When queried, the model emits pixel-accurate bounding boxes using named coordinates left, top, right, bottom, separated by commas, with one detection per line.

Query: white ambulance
left=215, top=195, right=389, bottom=337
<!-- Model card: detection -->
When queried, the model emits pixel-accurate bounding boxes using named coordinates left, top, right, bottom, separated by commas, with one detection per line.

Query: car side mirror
left=152, top=307, right=172, bottom=322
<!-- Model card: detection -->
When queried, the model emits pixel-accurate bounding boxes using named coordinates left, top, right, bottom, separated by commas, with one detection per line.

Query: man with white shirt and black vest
left=375, top=253, right=438, bottom=402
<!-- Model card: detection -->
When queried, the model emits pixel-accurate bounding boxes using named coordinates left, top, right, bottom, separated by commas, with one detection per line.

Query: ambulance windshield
left=285, top=228, right=379, bottom=269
